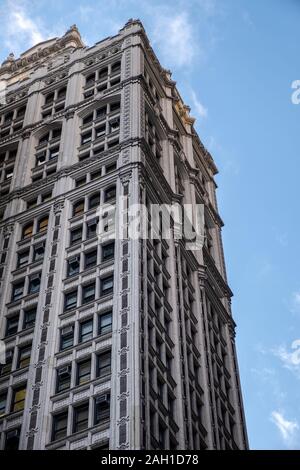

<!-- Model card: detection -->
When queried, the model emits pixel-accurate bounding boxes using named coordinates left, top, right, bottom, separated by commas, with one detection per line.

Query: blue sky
left=0, top=0, right=300, bottom=450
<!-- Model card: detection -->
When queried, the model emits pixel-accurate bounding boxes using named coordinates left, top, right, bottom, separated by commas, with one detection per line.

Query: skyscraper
left=0, top=19, right=248, bottom=450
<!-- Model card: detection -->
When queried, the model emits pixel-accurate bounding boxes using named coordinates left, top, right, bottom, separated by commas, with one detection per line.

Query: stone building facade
left=0, top=20, right=248, bottom=450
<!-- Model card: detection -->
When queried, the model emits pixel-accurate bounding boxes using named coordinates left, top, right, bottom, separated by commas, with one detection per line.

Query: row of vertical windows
left=66, top=241, right=114, bottom=277
left=52, top=393, right=110, bottom=442
left=63, top=275, right=113, bottom=311
left=60, top=310, right=112, bottom=351
left=4, top=306, right=36, bottom=337
left=11, top=272, right=41, bottom=302
left=56, top=349, right=111, bottom=392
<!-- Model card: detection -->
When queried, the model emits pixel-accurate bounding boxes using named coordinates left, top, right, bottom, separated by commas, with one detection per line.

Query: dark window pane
left=94, top=394, right=110, bottom=424
left=102, top=242, right=114, bottom=261
left=33, top=243, right=45, bottom=262
left=70, top=226, right=82, bottom=245
left=98, top=312, right=112, bottom=335
left=56, top=365, right=71, bottom=392
left=23, top=307, right=36, bottom=329
left=79, top=319, right=93, bottom=343
left=28, top=274, right=41, bottom=294
left=77, top=359, right=91, bottom=385
left=73, top=403, right=89, bottom=432
left=64, top=290, right=77, bottom=310
left=84, top=250, right=97, bottom=269
left=12, top=280, right=24, bottom=301
left=100, top=276, right=113, bottom=296
left=60, top=326, right=74, bottom=350
left=6, top=314, right=19, bottom=336
left=96, top=350, right=111, bottom=377
left=5, top=428, right=20, bottom=450
left=82, top=282, right=95, bottom=304
left=67, top=257, right=80, bottom=277
left=11, top=385, right=26, bottom=412
left=17, top=345, right=31, bottom=369
left=52, top=412, right=68, bottom=441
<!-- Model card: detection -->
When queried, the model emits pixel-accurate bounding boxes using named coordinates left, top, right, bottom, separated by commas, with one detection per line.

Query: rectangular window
left=41, top=192, right=52, bottom=203
left=100, top=275, right=113, bottom=296
left=49, top=146, right=59, bottom=160
left=84, top=249, right=97, bottom=269
left=60, top=326, right=74, bottom=350
left=67, top=256, right=80, bottom=277
left=52, top=411, right=68, bottom=441
left=105, top=163, right=117, bottom=173
left=77, top=359, right=91, bottom=385
left=28, top=274, right=41, bottom=294
left=64, top=289, right=77, bottom=310
left=17, top=249, right=30, bottom=268
left=82, top=282, right=95, bottom=304
left=0, top=392, right=7, bottom=416
left=73, top=200, right=84, bottom=217
left=95, top=124, right=106, bottom=138
left=104, top=186, right=116, bottom=202
left=17, top=345, right=31, bottom=369
left=27, top=198, right=38, bottom=209
left=89, top=193, right=100, bottom=209
left=96, top=106, right=106, bottom=119
left=73, top=403, right=89, bottom=433
left=81, top=132, right=92, bottom=145
left=33, top=243, right=45, bottom=262
left=36, top=152, right=46, bottom=166
left=86, top=219, right=98, bottom=239
left=96, top=350, right=111, bottom=378
left=70, top=226, right=82, bottom=245
left=56, top=365, right=71, bottom=393
left=6, top=314, right=19, bottom=336
left=12, top=280, right=24, bottom=301
left=0, top=351, right=13, bottom=376
left=98, top=311, right=112, bottom=335
left=94, top=394, right=110, bottom=424
left=23, top=307, right=36, bottom=329
left=79, top=319, right=93, bottom=343
left=102, top=242, right=114, bottom=261
left=11, top=385, right=26, bottom=412
left=4, top=428, right=20, bottom=450
left=38, top=216, right=48, bottom=232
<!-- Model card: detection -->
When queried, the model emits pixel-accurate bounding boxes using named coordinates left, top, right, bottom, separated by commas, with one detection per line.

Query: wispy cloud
left=0, top=0, right=62, bottom=57
left=152, top=12, right=196, bottom=68
left=191, top=90, right=207, bottom=118
left=273, top=339, right=300, bottom=378
left=270, top=411, right=299, bottom=447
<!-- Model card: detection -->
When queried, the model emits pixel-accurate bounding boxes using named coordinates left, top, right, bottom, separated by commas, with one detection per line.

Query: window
left=106, top=162, right=117, bottom=173
left=70, top=226, right=82, bottom=245
left=110, top=102, right=120, bottom=112
left=95, top=124, right=106, bottom=138
left=6, top=314, right=19, bottom=336
left=75, top=177, right=86, bottom=187
left=22, top=222, right=33, bottom=239
left=83, top=113, right=93, bottom=126
left=4, top=428, right=20, bottom=450
left=45, top=93, right=54, bottom=105
left=109, top=118, right=119, bottom=133
left=52, top=412, right=68, bottom=441
left=37, top=216, right=48, bottom=233
left=73, top=403, right=89, bottom=433
left=86, top=219, right=98, bottom=239
left=94, top=394, right=110, bottom=424
left=27, top=198, right=37, bottom=209
left=36, top=152, right=46, bottom=166
left=17, top=345, right=31, bottom=369
left=96, top=106, right=106, bottom=119
left=67, top=256, right=80, bottom=277
left=104, top=186, right=116, bottom=202
left=60, top=325, right=74, bottom=350
left=73, top=200, right=84, bottom=216
left=102, top=242, right=114, bottom=261
left=82, top=282, right=95, bottom=304
left=23, top=307, right=36, bottom=329
left=98, top=311, right=112, bottom=335
left=84, top=249, right=97, bottom=269
left=81, top=131, right=92, bottom=145
left=0, top=351, right=13, bottom=375
left=56, top=365, right=72, bottom=392
left=49, top=146, right=59, bottom=160
left=77, top=359, right=91, bottom=385
left=96, top=350, right=111, bottom=377
left=41, top=192, right=52, bottom=203
left=33, top=243, right=45, bottom=262
left=111, top=62, right=121, bottom=73
left=86, top=73, right=95, bottom=87
left=28, top=274, right=41, bottom=294
left=11, top=385, right=26, bottom=412
left=12, top=280, right=24, bottom=301
left=64, top=289, right=77, bottom=310
left=89, top=193, right=100, bottom=209
left=100, top=275, right=113, bottom=296
left=57, top=87, right=66, bottom=100
left=0, top=392, right=7, bottom=416
left=79, top=319, right=93, bottom=343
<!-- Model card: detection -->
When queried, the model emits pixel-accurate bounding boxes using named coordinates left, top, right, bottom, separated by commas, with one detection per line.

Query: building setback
left=0, top=20, right=248, bottom=450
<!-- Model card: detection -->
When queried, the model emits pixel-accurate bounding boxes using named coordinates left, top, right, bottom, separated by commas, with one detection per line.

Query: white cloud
left=1, top=0, right=62, bottom=58
left=273, top=340, right=300, bottom=378
left=152, top=12, right=196, bottom=68
left=271, top=411, right=299, bottom=447
left=191, top=90, right=207, bottom=119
